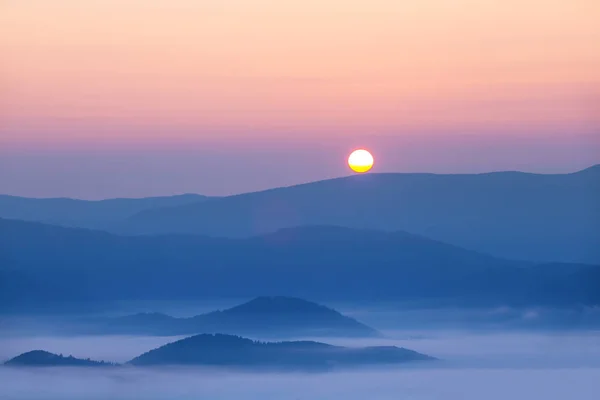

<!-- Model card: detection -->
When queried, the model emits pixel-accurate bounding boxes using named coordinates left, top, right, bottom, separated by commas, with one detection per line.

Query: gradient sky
left=1, top=0, right=599, bottom=198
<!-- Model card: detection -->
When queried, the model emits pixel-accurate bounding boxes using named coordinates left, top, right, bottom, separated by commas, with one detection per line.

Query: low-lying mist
left=341, top=305, right=600, bottom=331
left=1, top=364, right=599, bottom=400
left=1, top=331, right=599, bottom=399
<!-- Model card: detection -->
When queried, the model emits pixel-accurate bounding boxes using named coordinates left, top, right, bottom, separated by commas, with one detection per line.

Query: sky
left=1, top=0, right=599, bottom=198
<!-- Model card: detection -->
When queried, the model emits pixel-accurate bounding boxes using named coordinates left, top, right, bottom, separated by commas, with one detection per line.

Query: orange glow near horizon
left=1, top=0, right=599, bottom=147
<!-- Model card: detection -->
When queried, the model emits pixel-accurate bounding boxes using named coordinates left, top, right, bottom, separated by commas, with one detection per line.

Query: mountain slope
left=1, top=218, right=598, bottom=310
left=4, top=336, right=433, bottom=371
left=128, top=334, right=433, bottom=370
left=4, top=350, right=115, bottom=367
left=117, top=166, right=600, bottom=263
left=86, top=296, right=379, bottom=338
left=0, top=193, right=209, bottom=230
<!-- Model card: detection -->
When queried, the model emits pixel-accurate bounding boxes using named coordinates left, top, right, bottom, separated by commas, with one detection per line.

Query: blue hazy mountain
left=5, top=335, right=433, bottom=371
left=1, top=219, right=598, bottom=312
left=128, top=334, right=434, bottom=370
left=116, top=165, right=600, bottom=263
left=82, top=296, right=380, bottom=337
left=4, top=350, right=115, bottom=367
left=0, top=193, right=209, bottom=230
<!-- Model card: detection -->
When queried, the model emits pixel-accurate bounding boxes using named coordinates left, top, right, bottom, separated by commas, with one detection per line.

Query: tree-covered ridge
left=5, top=350, right=117, bottom=367
left=128, top=334, right=434, bottom=369
left=5, top=335, right=434, bottom=371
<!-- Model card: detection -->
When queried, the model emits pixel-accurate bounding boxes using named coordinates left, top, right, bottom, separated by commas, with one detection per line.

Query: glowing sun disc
left=348, top=149, right=374, bottom=173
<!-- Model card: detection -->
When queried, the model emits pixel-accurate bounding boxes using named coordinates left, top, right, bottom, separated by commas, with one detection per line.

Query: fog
left=1, top=331, right=600, bottom=399
left=341, top=305, right=600, bottom=331
left=2, top=366, right=600, bottom=400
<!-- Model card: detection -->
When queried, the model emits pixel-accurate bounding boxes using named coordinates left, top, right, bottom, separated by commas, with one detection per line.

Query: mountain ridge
left=79, top=296, right=380, bottom=338
left=0, top=193, right=210, bottom=231
left=115, top=166, right=600, bottom=263
left=4, top=350, right=115, bottom=367
left=128, top=333, right=435, bottom=370
left=1, top=218, right=598, bottom=311
left=4, top=334, right=434, bottom=371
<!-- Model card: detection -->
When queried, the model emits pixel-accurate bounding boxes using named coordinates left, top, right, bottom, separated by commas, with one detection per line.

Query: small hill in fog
left=128, top=334, right=434, bottom=370
left=4, top=350, right=115, bottom=367
left=86, top=296, right=380, bottom=338
left=189, top=296, right=380, bottom=337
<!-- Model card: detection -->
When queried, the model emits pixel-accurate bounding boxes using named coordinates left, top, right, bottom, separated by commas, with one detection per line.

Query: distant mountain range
left=2, top=166, right=598, bottom=263
left=4, top=334, right=434, bottom=371
left=76, top=296, right=379, bottom=338
left=115, top=165, right=600, bottom=263
left=1, top=218, right=598, bottom=311
left=0, top=193, right=209, bottom=230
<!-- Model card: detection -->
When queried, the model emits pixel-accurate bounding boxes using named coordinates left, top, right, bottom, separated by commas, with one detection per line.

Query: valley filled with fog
left=1, top=329, right=599, bottom=400
left=2, top=168, right=598, bottom=399
left=3, top=0, right=600, bottom=396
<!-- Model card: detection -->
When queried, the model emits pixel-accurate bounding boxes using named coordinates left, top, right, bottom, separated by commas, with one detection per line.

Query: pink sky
left=1, top=0, right=599, bottom=197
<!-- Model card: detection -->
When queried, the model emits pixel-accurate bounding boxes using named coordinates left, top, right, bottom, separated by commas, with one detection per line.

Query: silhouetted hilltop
left=2, top=219, right=599, bottom=312
left=116, top=166, right=600, bottom=263
left=101, top=312, right=177, bottom=334
left=4, top=350, right=115, bottom=367
left=0, top=193, right=209, bottom=230
left=226, top=296, right=323, bottom=314
left=573, top=164, right=600, bottom=175
left=128, top=334, right=433, bottom=370
left=194, top=296, right=381, bottom=337
left=4, top=336, right=433, bottom=371
left=90, top=297, right=379, bottom=337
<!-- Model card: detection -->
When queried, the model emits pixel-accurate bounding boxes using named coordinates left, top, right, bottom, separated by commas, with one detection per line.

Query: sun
left=348, top=149, right=374, bottom=173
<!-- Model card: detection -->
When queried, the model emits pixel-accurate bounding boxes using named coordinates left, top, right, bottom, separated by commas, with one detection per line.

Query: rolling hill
left=4, top=350, right=115, bottom=367
left=80, top=296, right=380, bottom=338
left=5, top=335, right=433, bottom=371
left=116, top=165, right=600, bottom=263
left=1, top=218, right=598, bottom=311
left=128, top=334, right=434, bottom=370
left=0, top=193, right=209, bottom=230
